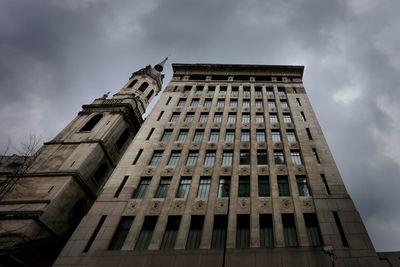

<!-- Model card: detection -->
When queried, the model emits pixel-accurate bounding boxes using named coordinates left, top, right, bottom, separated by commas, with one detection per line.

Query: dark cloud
left=1, top=0, right=399, bottom=251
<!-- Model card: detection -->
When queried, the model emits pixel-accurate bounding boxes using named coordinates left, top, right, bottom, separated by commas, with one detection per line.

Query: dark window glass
left=236, top=215, right=250, bottom=248
left=258, top=176, right=270, bottom=197
left=154, top=178, right=171, bottom=198
left=134, top=216, right=158, bottom=251
left=116, top=128, right=130, bottom=150
left=138, top=82, right=149, bottom=92
left=260, top=214, right=273, bottom=247
left=211, top=215, right=227, bottom=249
left=240, top=150, right=251, bottom=165
left=93, top=163, right=108, bottom=184
left=109, top=217, right=135, bottom=250
left=132, top=177, right=151, bottom=199
left=282, top=214, right=298, bottom=247
left=304, top=213, right=322, bottom=246
left=186, top=215, right=204, bottom=249
left=80, top=114, right=103, bottom=132
left=238, top=176, right=250, bottom=197
left=160, top=216, right=181, bottom=250
left=278, top=176, right=290, bottom=196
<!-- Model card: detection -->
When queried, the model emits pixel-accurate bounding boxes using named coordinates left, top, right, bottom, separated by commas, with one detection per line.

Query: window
left=290, top=151, right=302, bottom=165
left=238, top=176, right=250, bottom=197
left=222, top=151, right=233, bottom=166
left=278, top=87, right=286, bottom=96
left=132, top=149, right=143, bottom=165
left=211, top=215, right=228, bottom=249
left=304, top=213, right=322, bottom=246
left=185, top=112, right=194, bottom=122
left=161, top=130, right=173, bottom=142
left=154, top=177, right=171, bottom=198
left=176, top=177, right=191, bottom=198
left=184, top=85, right=192, bottom=92
left=83, top=215, right=107, bottom=252
left=209, top=130, right=220, bottom=142
left=186, top=215, right=204, bottom=249
left=306, top=128, right=313, bottom=140
left=138, top=82, right=149, bottom=92
left=274, top=150, right=285, bottom=164
left=191, top=98, right=199, bottom=107
left=231, top=87, right=238, bottom=96
left=199, top=113, right=208, bottom=123
left=93, top=163, right=108, bottom=184
left=207, top=86, right=215, bottom=95
left=204, top=151, right=216, bottom=166
left=80, top=114, right=103, bottom=131
left=282, top=214, right=298, bottom=247
left=170, top=112, right=180, bottom=122
left=225, top=130, right=235, bottom=142
left=230, top=99, right=238, bottom=108
left=219, top=86, right=227, bottom=95
left=260, top=214, right=273, bottom=248
left=278, top=176, right=290, bottom=196
left=268, top=100, right=276, bottom=108
left=178, top=98, right=186, bottom=107
left=193, top=129, right=204, bottom=142
left=297, top=176, right=310, bottom=196
left=271, top=130, right=281, bottom=143
left=115, top=176, right=128, bottom=197
left=256, top=130, right=266, bottom=142
left=218, top=177, right=230, bottom=197
left=217, top=99, right=225, bottom=107
left=287, top=130, right=297, bottom=143
left=135, top=216, right=158, bottom=251
left=168, top=151, right=181, bottom=166
left=255, top=87, right=262, bottom=96
left=227, top=113, right=236, bottom=123
left=255, top=100, right=263, bottom=108
left=166, top=97, right=172, bottom=105
left=204, top=98, right=212, bottom=108
left=296, top=98, right=301, bottom=106
left=258, top=176, right=270, bottom=197
left=283, top=113, right=292, bottom=123
left=157, top=111, right=164, bottom=121
left=236, top=215, right=250, bottom=248
left=243, top=100, right=250, bottom=108
left=186, top=151, right=199, bottom=166
left=240, top=150, right=251, bottom=165
left=312, top=148, right=321, bottom=164
left=177, top=129, right=188, bottom=142
left=213, top=113, right=222, bottom=123
left=109, top=216, right=135, bottom=250
left=116, top=128, right=130, bottom=150
left=196, top=85, right=204, bottom=92
left=132, top=177, right=151, bottom=198
left=243, top=87, right=250, bottom=97
left=255, top=113, right=264, bottom=123
left=146, top=128, right=155, bottom=140
left=160, top=216, right=181, bottom=250
left=242, top=113, right=250, bottom=123
left=197, top=177, right=211, bottom=198
left=241, top=130, right=250, bottom=142
left=147, top=90, right=154, bottom=100
left=257, top=150, right=268, bottom=164
left=269, top=113, right=278, bottom=124
left=301, top=111, right=306, bottom=121
left=333, top=212, right=349, bottom=247
left=266, top=87, right=274, bottom=96
left=321, top=174, right=331, bottom=195
left=127, top=79, right=137, bottom=88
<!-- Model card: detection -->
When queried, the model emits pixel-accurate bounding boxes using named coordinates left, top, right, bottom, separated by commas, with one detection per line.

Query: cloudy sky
left=1, top=0, right=399, bottom=251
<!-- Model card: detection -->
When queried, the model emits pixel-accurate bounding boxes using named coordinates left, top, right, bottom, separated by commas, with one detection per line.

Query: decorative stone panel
left=144, top=167, right=155, bottom=176
left=259, top=198, right=272, bottom=213
left=301, top=197, right=315, bottom=212
left=124, top=199, right=140, bottom=215
left=148, top=200, right=163, bottom=215
left=280, top=198, right=294, bottom=212
left=215, top=198, right=229, bottom=214
left=169, top=199, right=185, bottom=215
left=161, top=167, right=174, bottom=176
left=258, top=166, right=269, bottom=174
left=192, top=199, right=207, bottom=214
left=236, top=198, right=250, bottom=214
left=238, top=167, right=250, bottom=175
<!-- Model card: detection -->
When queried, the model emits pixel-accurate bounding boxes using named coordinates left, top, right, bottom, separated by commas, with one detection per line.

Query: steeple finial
left=154, top=57, right=168, bottom=72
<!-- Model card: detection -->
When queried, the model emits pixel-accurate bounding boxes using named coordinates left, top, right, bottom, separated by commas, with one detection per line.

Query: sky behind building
left=0, top=0, right=399, bottom=251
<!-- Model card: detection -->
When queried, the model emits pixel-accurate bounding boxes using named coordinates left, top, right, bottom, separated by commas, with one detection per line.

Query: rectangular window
left=227, top=113, right=236, bottom=123
left=255, top=100, right=263, bottom=108
left=283, top=113, right=292, bottom=123
left=231, top=87, right=239, bottom=96
left=218, top=176, right=230, bottom=197
left=160, top=216, right=181, bottom=250
left=177, top=98, right=186, bottom=107
left=149, top=151, right=163, bottom=166
left=258, top=175, right=270, bottom=197
left=278, top=87, right=286, bottom=96
left=238, top=176, right=250, bottom=197
left=176, top=177, right=191, bottom=198
left=274, top=150, right=285, bottom=164
left=236, top=215, right=250, bottom=248
left=217, top=99, right=225, bottom=107
left=257, top=150, right=268, bottom=164
left=193, top=129, right=204, bottom=142
left=222, top=151, right=233, bottom=166
left=243, top=100, right=250, bottom=108
left=225, top=130, right=235, bottom=142
left=255, top=113, right=264, bottom=123
left=306, top=128, right=313, bottom=140
left=256, top=130, right=266, bottom=142
left=166, top=97, right=172, bottom=105
left=296, top=176, right=311, bottom=196
left=170, top=112, right=180, bottom=122
left=296, top=98, right=301, bottom=106
left=271, top=130, right=281, bottom=143
left=208, top=86, right=215, bottom=95
left=132, top=149, right=143, bottom=165
left=146, top=128, right=155, bottom=140
left=321, top=174, right=331, bottom=195
left=168, top=151, right=181, bottom=166
left=184, top=85, right=192, bottom=92
left=185, top=112, right=194, bottom=122
left=240, top=150, right=251, bottom=165
left=313, top=148, right=321, bottom=164
left=154, top=177, right=171, bottom=198
left=219, top=86, right=227, bottom=95
left=278, top=176, right=290, bottom=196
left=268, top=100, right=276, bottom=108
left=286, top=130, right=297, bottom=143
left=291, top=150, right=302, bottom=165
left=186, top=215, right=204, bottom=249
left=255, top=87, right=262, bottom=96
left=196, top=85, right=204, bottom=92
left=191, top=98, right=199, bottom=107
left=209, top=130, right=220, bottom=142
left=213, top=113, right=222, bottom=123
left=197, top=177, right=211, bottom=198
left=115, top=176, right=129, bottom=198
left=211, top=215, right=228, bottom=249
left=280, top=100, right=288, bottom=108
left=282, top=214, right=298, bottom=247
left=241, top=130, right=250, bottom=142
left=109, top=216, right=135, bottom=250
left=204, top=99, right=212, bottom=108
left=230, top=99, right=238, bottom=108
left=176, top=129, right=188, bottom=141
left=199, top=113, right=208, bottom=123
left=83, top=215, right=107, bottom=252
left=304, top=213, right=322, bottom=246
left=333, top=212, right=349, bottom=247
left=260, top=214, right=273, bottom=248
left=157, top=111, right=164, bottom=121
left=204, top=151, right=216, bottom=166
left=132, top=177, right=151, bottom=199
left=269, top=113, right=278, bottom=124
left=301, top=111, right=306, bottom=121
left=186, top=151, right=199, bottom=166
left=266, top=87, right=274, bottom=96
left=242, top=113, right=250, bottom=123
left=135, top=216, right=158, bottom=251
left=160, top=130, right=172, bottom=142
left=243, top=87, right=250, bottom=97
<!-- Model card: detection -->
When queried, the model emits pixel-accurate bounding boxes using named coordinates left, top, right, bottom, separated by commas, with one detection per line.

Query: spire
left=154, top=57, right=168, bottom=72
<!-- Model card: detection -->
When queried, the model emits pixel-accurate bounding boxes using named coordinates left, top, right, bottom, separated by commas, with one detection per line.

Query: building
left=0, top=60, right=167, bottom=266
left=52, top=62, right=390, bottom=267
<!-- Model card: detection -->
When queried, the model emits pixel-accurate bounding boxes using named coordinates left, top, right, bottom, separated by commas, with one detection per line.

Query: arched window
left=127, top=79, right=138, bottom=88
left=147, top=89, right=154, bottom=100
left=138, top=82, right=149, bottom=92
left=93, top=163, right=108, bottom=184
left=116, top=128, right=131, bottom=151
left=80, top=114, right=103, bottom=132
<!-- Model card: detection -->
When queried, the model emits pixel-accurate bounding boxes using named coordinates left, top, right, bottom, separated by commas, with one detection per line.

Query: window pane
left=230, top=99, right=238, bottom=108
left=243, top=100, right=250, bottom=108
left=185, top=113, right=194, bottom=122
left=304, top=214, right=322, bottom=246
left=161, top=130, right=172, bottom=142
left=283, top=114, right=292, bottom=123
left=109, top=216, right=135, bottom=250
left=222, top=151, right=233, bottom=166
left=133, top=177, right=151, bottom=198
left=256, top=114, right=264, bottom=123
left=269, top=113, right=278, bottom=123
left=204, top=151, right=216, bottom=166
left=177, top=130, right=188, bottom=141
left=160, top=216, right=181, bottom=250
left=211, top=215, right=227, bottom=249
left=268, top=101, right=276, bottom=108
left=176, top=177, right=191, bottom=198
left=238, top=176, right=250, bottom=197
left=278, top=176, right=290, bottom=196
left=186, top=216, right=204, bottom=249
left=272, top=131, right=281, bottom=143
left=193, top=130, right=204, bottom=142
left=168, top=151, right=181, bottom=165
left=149, top=151, right=163, bottom=166
left=258, top=176, right=270, bottom=197
left=199, top=113, right=208, bottom=123
left=225, top=131, right=235, bottom=142
left=255, top=100, right=263, bottom=108
left=186, top=151, right=199, bottom=166
left=228, top=113, right=236, bottom=123
left=197, top=177, right=211, bottom=198
left=241, top=130, right=250, bottom=142
left=214, top=113, right=222, bottom=123
left=240, top=150, right=251, bottom=165
left=296, top=176, right=310, bottom=196
left=257, top=150, right=268, bottom=164
left=178, top=99, right=186, bottom=107
left=242, top=113, right=250, bottom=123
left=134, top=216, right=158, bottom=251
left=291, top=151, right=302, bottom=165
left=170, top=113, right=180, bottom=122
left=218, top=177, right=230, bottom=197
left=287, top=131, right=296, bottom=143
left=204, top=99, right=212, bottom=108
left=154, top=178, right=171, bottom=198
left=274, top=151, right=285, bottom=164
left=282, top=214, right=298, bottom=247
left=236, top=215, right=250, bottom=248
left=256, top=130, right=266, bottom=142
left=260, top=214, right=273, bottom=248
left=191, top=99, right=199, bottom=107
left=209, top=130, right=220, bottom=142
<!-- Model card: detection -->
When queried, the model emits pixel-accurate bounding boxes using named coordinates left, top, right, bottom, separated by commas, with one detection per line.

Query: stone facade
left=51, top=63, right=388, bottom=267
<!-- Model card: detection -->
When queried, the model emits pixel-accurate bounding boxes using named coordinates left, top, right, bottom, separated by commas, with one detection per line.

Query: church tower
left=0, top=59, right=166, bottom=266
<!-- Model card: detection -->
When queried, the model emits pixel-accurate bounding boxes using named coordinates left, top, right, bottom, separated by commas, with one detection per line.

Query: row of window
left=126, top=79, right=154, bottom=100
left=133, top=175, right=311, bottom=199
left=177, top=97, right=293, bottom=109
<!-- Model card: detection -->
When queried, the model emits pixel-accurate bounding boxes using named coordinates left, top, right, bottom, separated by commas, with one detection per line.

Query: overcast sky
left=1, top=0, right=399, bottom=251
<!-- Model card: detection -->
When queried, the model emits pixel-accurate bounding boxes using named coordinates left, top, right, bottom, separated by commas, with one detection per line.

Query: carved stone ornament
left=303, top=199, right=312, bottom=208
left=282, top=199, right=291, bottom=209
left=260, top=199, right=270, bottom=208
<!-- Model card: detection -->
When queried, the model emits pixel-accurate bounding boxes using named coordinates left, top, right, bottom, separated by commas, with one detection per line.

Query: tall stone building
left=0, top=59, right=167, bottom=266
